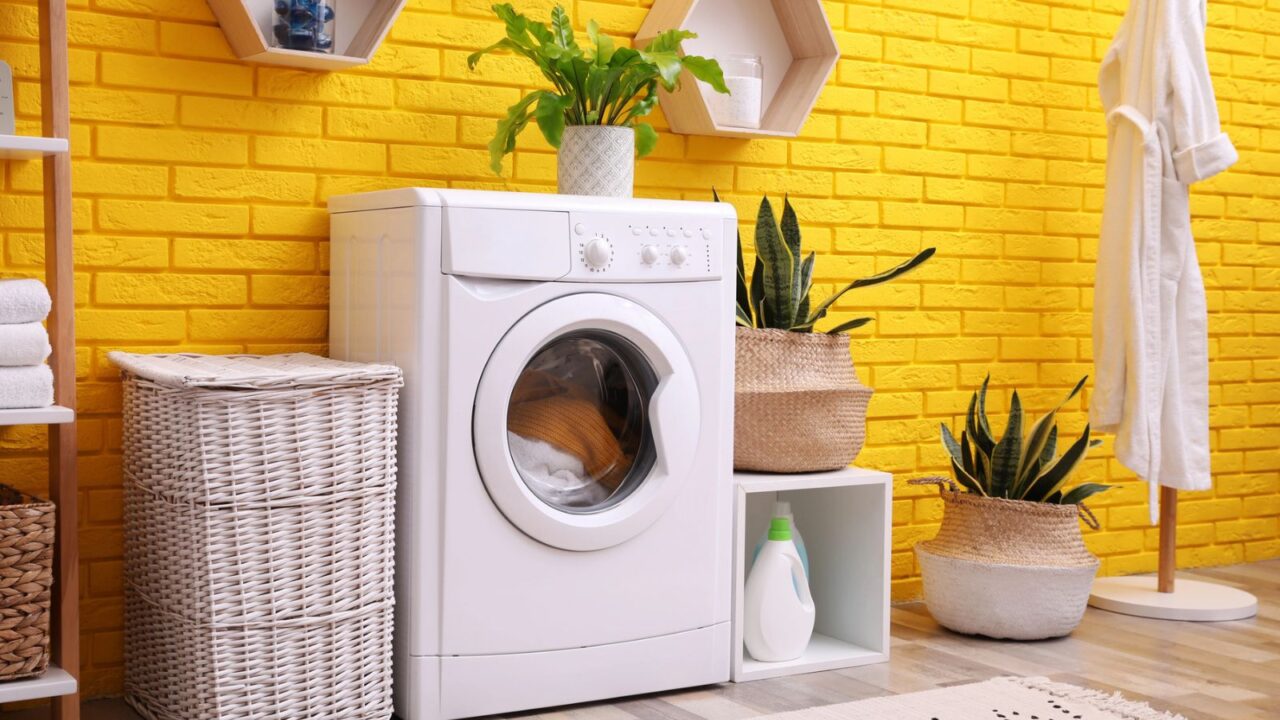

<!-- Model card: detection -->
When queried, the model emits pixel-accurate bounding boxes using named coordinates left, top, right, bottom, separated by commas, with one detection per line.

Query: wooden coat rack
left=1088, top=486, right=1257, bottom=621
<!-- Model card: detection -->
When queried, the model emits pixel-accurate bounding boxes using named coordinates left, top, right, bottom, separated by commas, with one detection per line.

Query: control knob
left=669, top=245, right=690, bottom=266
left=640, top=244, right=662, bottom=265
left=584, top=237, right=613, bottom=269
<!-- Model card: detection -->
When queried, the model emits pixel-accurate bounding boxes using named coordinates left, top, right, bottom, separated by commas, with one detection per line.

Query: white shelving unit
left=732, top=467, right=891, bottom=682
left=0, top=134, right=69, bottom=159
left=0, top=406, right=75, bottom=426
left=0, top=2, right=81, bottom=716
left=0, top=664, right=76, bottom=705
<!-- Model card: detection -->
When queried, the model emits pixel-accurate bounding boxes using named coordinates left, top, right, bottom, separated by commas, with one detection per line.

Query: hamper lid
left=107, top=352, right=402, bottom=390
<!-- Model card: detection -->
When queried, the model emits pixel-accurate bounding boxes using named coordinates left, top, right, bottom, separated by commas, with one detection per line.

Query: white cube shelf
left=732, top=467, right=891, bottom=682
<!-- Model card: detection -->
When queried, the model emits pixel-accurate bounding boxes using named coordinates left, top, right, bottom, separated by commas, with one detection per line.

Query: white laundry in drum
left=507, top=432, right=610, bottom=508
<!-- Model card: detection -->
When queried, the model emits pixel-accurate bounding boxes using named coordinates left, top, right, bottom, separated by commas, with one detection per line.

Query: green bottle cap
left=768, top=517, right=792, bottom=541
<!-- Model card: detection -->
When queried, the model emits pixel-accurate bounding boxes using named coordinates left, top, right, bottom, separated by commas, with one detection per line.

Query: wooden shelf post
left=1157, top=486, right=1177, bottom=594
left=38, top=0, right=80, bottom=717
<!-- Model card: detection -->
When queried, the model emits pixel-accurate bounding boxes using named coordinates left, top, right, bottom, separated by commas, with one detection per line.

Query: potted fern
left=729, top=193, right=935, bottom=472
left=469, top=4, right=728, bottom=197
left=913, top=376, right=1111, bottom=640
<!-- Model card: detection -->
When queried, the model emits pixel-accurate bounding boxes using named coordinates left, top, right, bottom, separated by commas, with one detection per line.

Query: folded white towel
left=0, top=323, right=51, bottom=367
left=0, top=279, right=52, bottom=324
left=0, top=365, right=54, bottom=409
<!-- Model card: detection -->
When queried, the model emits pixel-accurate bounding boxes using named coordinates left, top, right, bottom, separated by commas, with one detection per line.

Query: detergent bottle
left=743, top=517, right=816, bottom=662
left=751, top=500, right=809, bottom=579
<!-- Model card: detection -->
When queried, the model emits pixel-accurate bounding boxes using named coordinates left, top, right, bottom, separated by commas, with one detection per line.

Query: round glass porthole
left=506, top=331, right=657, bottom=513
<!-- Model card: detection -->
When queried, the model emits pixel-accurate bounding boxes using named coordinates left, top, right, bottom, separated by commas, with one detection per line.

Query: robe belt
left=1106, top=104, right=1153, bottom=137
left=1108, top=103, right=1176, bottom=178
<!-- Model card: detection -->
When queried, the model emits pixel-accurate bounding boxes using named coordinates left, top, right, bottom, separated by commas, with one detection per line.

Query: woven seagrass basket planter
left=734, top=327, right=872, bottom=473
left=914, top=479, right=1099, bottom=641
left=0, top=485, right=54, bottom=682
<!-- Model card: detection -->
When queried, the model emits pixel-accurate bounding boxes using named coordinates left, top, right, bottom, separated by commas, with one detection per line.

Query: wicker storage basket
left=0, top=485, right=54, bottom=682
left=734, top=327, right=873, bottom=472
left=110, top=353, right=402, bottom=720
left=913, top=478, right=1099, bottom=641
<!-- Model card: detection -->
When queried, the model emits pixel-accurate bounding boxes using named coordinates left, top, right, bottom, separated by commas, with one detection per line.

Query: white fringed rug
left=757, top=677, right=1185, bottom=720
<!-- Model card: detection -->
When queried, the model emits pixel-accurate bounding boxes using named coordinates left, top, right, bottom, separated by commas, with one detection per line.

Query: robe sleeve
left=1168, top=0, right=1237, bottom=184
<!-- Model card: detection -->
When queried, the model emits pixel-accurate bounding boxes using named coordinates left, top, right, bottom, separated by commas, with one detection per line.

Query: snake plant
left=725, top=193, right=936, bottom=333
left=469, top=4, right=729, bottom=174
left=940, top=376, right=1111, bottom=504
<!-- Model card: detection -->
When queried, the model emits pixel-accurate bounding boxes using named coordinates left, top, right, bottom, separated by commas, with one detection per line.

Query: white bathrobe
left=1091, top=0, right=1238, bottom=521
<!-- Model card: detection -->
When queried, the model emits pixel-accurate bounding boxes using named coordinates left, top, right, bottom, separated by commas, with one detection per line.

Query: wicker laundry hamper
left=734, top=327, right=873, bottom=473
left=0, top=486, right=54, bottom=682
left=912, top=478, right=1100, bottom=641
left=110, top=352, right=402, bottom=720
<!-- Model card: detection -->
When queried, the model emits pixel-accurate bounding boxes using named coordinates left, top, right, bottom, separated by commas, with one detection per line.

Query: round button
left=649, top=227, right=659, bottom=237
left=640, top=245, right=662, bottom=265
left=631, top=227, right=642, bottom=236
left=669, top=245, right=689, bottom=266
left=574, top=223, right=586, bottom=236
left=683, top=228, right=694, bottom=238
left=665, top=228, right=676, bottom=238
left=701, top=229, right=711, bottom=240
left=584, top=237, right=612, bottom=269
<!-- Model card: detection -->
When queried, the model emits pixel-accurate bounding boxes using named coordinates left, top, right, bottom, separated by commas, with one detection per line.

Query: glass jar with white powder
left=711, top=54, right=763, bottom=129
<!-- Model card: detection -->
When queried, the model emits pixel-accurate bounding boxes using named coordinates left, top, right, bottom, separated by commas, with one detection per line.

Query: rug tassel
left=1010, top=677, right=1185, bottom=720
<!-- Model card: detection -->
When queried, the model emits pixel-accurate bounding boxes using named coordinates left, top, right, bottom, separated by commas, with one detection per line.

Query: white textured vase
left=557, top=125, right=635, bottom=197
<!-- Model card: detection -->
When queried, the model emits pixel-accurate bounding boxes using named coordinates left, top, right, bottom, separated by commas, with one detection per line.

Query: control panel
left=564, top=211, right=722, bottom=282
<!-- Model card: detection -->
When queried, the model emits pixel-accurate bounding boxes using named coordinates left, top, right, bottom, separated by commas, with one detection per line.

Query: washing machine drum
left=473, top=293, right=701, bottom=552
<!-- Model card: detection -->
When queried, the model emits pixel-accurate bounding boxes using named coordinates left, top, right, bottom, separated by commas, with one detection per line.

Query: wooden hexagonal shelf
left=637, top=0, right=838, bottom=138
left=207, top=0, right=407, bottom=71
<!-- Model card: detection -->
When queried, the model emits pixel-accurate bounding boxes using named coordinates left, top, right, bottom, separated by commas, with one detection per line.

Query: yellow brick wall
left=0, top=0, right=1277, bottom=698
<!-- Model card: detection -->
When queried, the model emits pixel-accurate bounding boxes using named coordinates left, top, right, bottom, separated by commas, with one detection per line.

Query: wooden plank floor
left=43, top=560, right=1280, bottom=720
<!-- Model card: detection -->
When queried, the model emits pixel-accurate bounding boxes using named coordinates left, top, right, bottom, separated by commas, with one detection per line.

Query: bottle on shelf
left=752, top=500, right=809, bottom=579
left=743, top=517, right=815, bottom=662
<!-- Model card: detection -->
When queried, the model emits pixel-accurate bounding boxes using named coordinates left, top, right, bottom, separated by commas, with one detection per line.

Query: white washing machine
left=328, top=189, right=737, bottom=720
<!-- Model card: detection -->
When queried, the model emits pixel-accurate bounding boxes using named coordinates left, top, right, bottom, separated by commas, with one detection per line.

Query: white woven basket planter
left=915, top=546, right=1098, bottom=641
left=111, top=353, right=402, bottom=720
left=913, top=478, right=1099, bottom=641
left=557, top=125, right=635, bottom=197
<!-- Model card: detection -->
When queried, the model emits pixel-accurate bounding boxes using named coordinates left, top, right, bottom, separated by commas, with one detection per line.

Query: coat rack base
left=1089, top=576, right=1258, bottom=621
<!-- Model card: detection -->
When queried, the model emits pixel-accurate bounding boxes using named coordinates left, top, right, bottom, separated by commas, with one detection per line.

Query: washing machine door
left=473, top=293, right=701, bottom=551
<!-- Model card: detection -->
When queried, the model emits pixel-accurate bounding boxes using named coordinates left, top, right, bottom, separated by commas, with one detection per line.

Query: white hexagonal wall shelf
left=207, top=0, right=407, bottom=71
left=636, top=0, right=838, bottom=138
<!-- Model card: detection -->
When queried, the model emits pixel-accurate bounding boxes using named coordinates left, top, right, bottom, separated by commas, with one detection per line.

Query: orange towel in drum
left=508, top=370, right=630, bottom=491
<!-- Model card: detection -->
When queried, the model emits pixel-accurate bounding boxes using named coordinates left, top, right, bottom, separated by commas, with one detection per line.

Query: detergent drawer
left=442, top=207, right=570, bottom=281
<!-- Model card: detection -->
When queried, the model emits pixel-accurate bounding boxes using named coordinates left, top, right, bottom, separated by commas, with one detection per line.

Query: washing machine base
left=398, top=623, right=731, bottom=720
